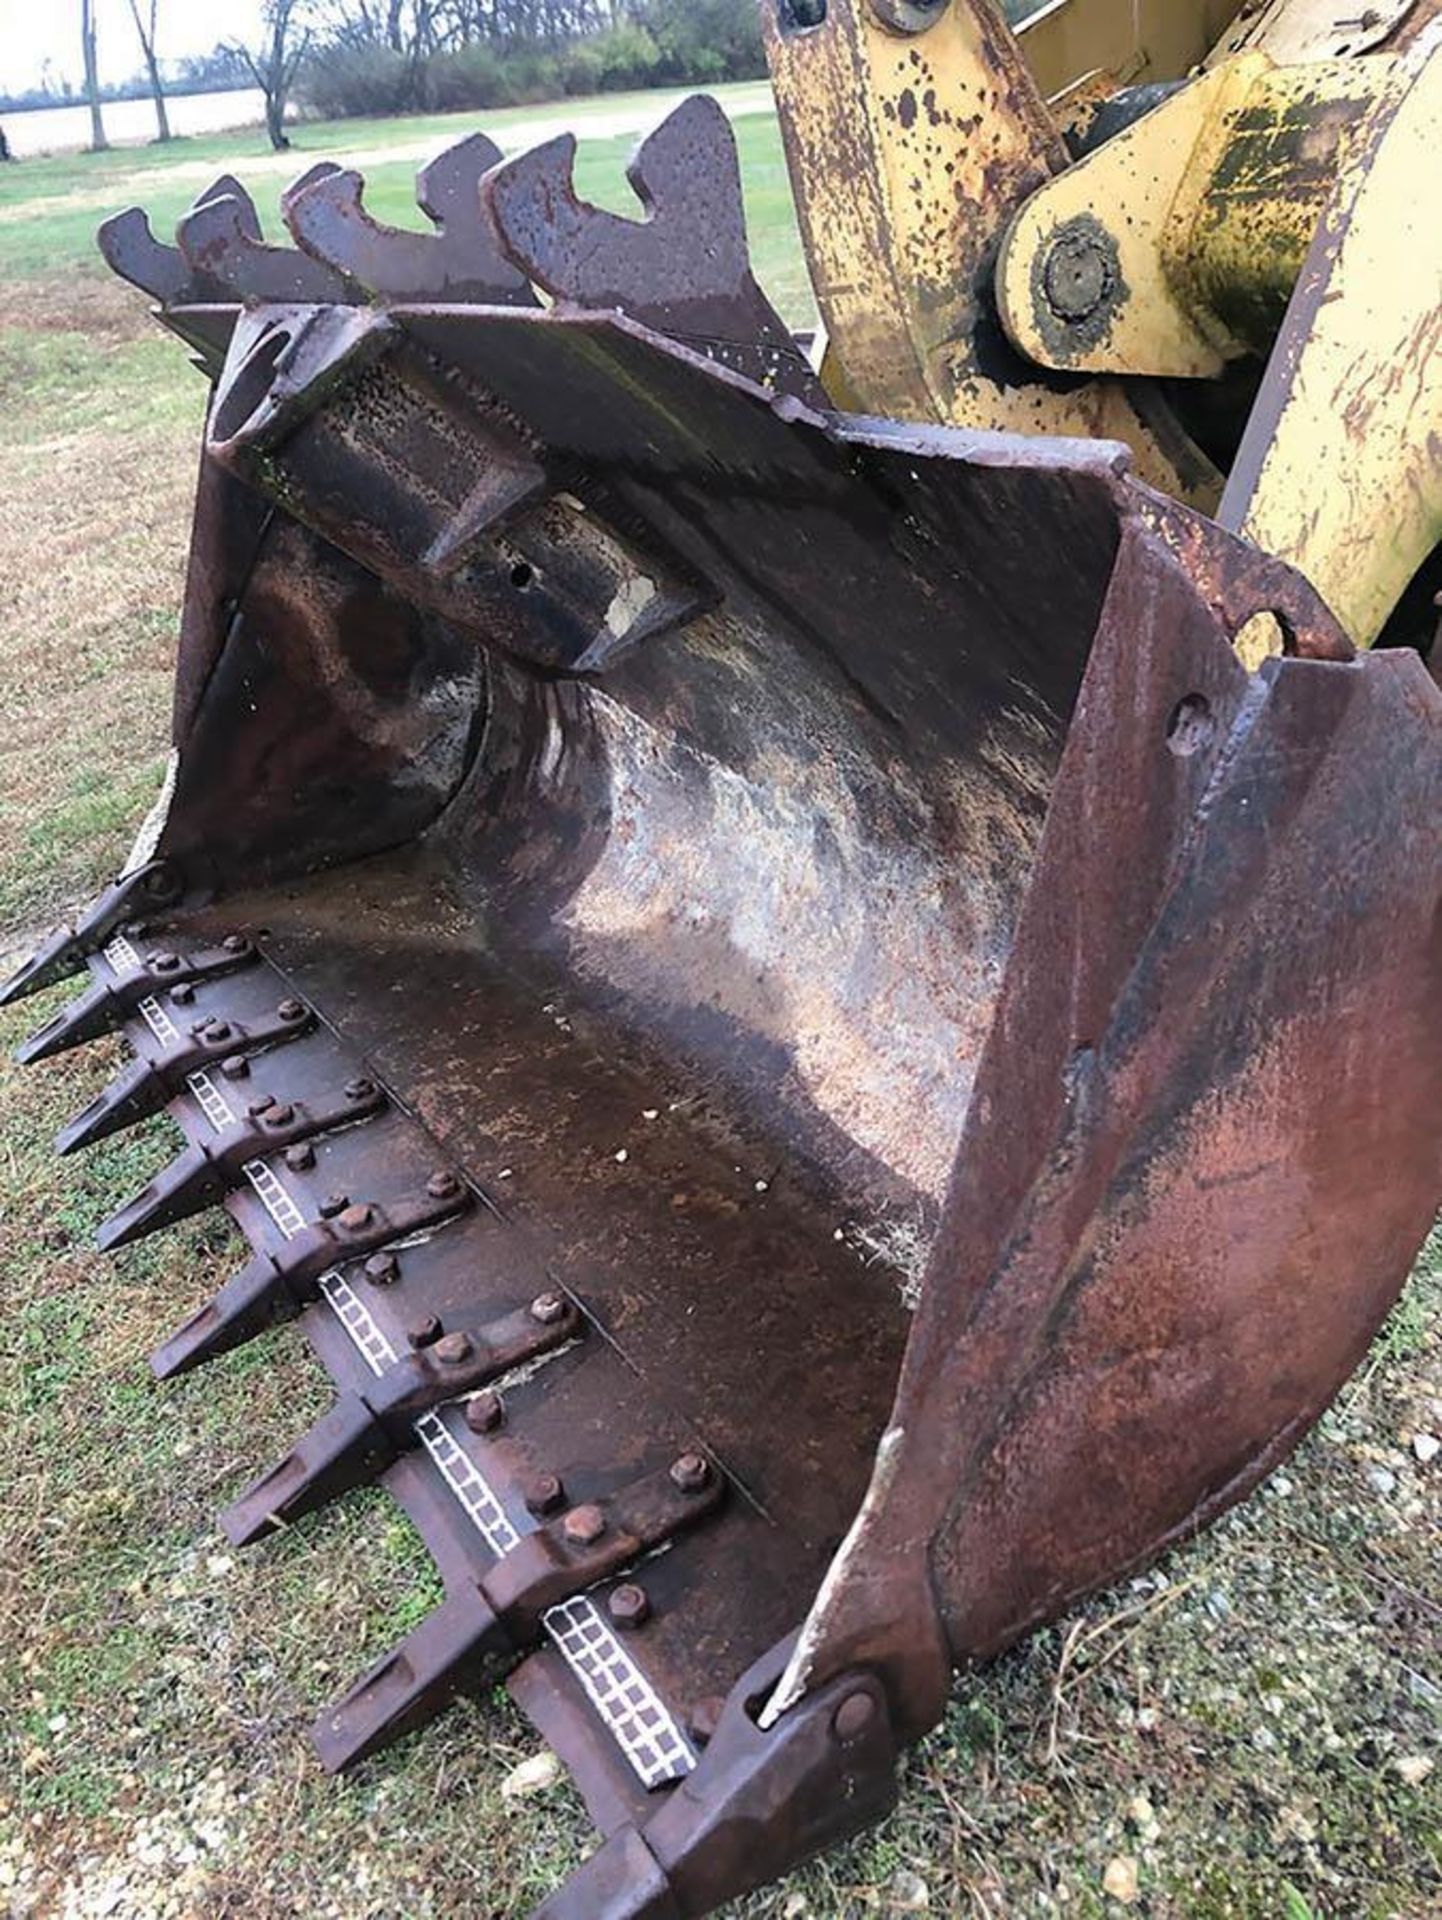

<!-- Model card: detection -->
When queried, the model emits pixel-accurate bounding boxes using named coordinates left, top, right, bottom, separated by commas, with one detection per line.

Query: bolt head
left=220, top=1055, right=250, bottom=1081
left=344, top=1077, right=376, bottom=1103
left=669, top=1452, right=710, bottom=1494
left=262, top=1102, right=295, bottom=1128
left=168, top=983, right=195, bottom=1006
left=319, top=1193, right=349, bottom=1219
left=284, top=1142, right=315, bottom=1173
left=222, top=933, right=249, bottom=954
left=525, top=1472, right=566, bottom=1516
left=434, top=1331, right=473, bottom=1365
left=464, top=1390, right=503, bottom=1433
left=832, top=1690, right=878, bottom=1744
left=247, top=1094, right=278, bottom=1118
left=407, top=1314, right=443, bottom=1350
left=277, top=997, right=306, bottom=1022
left=608, top=1583, right=650, bottom=1629
left=530, top=1290, right=567, bottom=1326
left=562, top=1503, right=607, bottom=1547
left=204, top=1021, right=233, bottom=1046
left=363, top=1250, right=399, bottom=1286
left=149, top=951, right=182, bottom=973
left=337, top=1202, right=375, bottom=1233
left=427, top=1169, right=461, bottom=1200
left=1042, top=224, right=1117, bottom=324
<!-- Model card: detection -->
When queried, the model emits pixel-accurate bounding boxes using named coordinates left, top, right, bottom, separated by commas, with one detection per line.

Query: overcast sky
left=2, top=0, right=269, bottom=93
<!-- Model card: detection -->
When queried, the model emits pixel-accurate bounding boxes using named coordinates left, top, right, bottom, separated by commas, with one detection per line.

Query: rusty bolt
left=149, top=951, right=182, bottom=973
left=263, top=1102, right=296, bottom=1128
left=364, top=1250, right=399, bottom=1286
left=669, top=1452, right=710, bottom=1494
left=434, top=1331, right=474, bottom=1365
left=408, top=1314, right=444, bottom=1349
left=688, top=1697, right=727, bottom=1748
left=338, top=1202, right=375, bottom=1233
left=608, top=1583, right=650, bottom=1630
left=277, top=997, right=306, bottom=1022
left=427, top=1169, right=461, bottom=1200
left=530, top=1290, right=567, bottom=1326
left=524, top=1472, right=566, bottom=1516
left=222, top=933, right=250, bottom=954
left=831, top=1690, right=877, bottom=1745
left=247, top=1094, right=277, bottom=1118
left=344, top=1076, right=376, bottom=1102
left=319, top=1192, right=349, bottom=1219
left=464, top=1390, right=503, bottom=1433
left=562, top=1503, right=607, bottom=1547
left=169, top=983, right=195, bottom=1006
left=220, top=1054, right=250, bottom=1081
left=284, top=1142, right=315, bottom=1173
left=1041, top=221, right=1119, bottom=325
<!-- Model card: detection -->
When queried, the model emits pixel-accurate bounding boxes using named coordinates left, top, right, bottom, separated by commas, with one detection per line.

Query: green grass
left=0, top=91, right=1438, bottom=1920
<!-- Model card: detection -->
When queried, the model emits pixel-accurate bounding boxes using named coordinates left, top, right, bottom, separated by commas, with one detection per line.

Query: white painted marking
left=243, top=1158, right=696, bottom=1787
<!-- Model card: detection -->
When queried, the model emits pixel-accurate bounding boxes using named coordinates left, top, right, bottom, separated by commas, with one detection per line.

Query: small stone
left=641, top=1108, right=659, bottom=1121
left=1205, top=1588, right=1232, bottom=1622
left=1395, top=1753, right=1434, bottom=1787
left=206, top=1555, right=233, bottom=1578
left=614, top=1147, right=629, bottom=1163
left=1269, top=1473, right=1294, bottom=1497
left=1411, top=1432, right=1439, bottom=1466
left=1102, top=1857, right=1139, bottom=1905
left=1365, top=1464, right=1398, bottom=1497
left=501, top=1750, right=561, bottom=1800
left=782, top=1898, right=809, bottom=1920
left=889, top=1868, right=929, bottom=1911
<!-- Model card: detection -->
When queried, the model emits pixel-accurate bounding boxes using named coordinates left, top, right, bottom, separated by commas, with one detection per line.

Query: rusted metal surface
left=9, top=58, right=1440, bottom=1920
left=484, top=93, right=823, bottom=401
left=284, top=133, right=537, bottom=305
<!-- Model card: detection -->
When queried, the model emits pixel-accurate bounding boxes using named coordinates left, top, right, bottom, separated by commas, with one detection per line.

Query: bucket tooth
left=96, top=1140, right=234, bottom=1252
left=16, top=977, right=126, bottom=1066
left=316, top=1460, right=727, bottom=1772
left=15, top=936, right=259, bottom=1066
left=314, top=1582, right=503, bottom=1772
left=149, top=1182, right=472, bottom=1378
left=221, top=1294, right=584, bottom=1529
left=0, top=859, right=182, bottom=1009
left=220, top=1392, right=398, bottom=1545
left=96, top=1079, right=389, bottom=1252
left=54, top=1056, right=156, bottom=1155
left=191, top=173, right=262, bottom=237
left=55, top=998, right=317, bottom=1156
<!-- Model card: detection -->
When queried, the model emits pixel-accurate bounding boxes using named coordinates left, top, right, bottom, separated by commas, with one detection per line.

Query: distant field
left=0, top=86, right=1438, bottom=1920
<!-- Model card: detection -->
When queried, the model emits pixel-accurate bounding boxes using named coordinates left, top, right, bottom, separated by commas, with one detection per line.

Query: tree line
left=50, top=0, right=764, bottom=155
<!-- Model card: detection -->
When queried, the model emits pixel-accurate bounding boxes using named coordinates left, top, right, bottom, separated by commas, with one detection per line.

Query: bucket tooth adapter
left=12, top=1, right=1442, bottom=1911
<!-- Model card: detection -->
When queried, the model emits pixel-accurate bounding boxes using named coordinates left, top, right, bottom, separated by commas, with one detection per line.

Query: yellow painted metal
left=995, top=54, right=1383, bottom=377
left=1205, top=0, right=1416, bottom=64
left=762, top=0, right=1219, bottom=503
left=1218, top=32, right=1442, bottom=645
left=1016, top=0, right=1240, bottom=97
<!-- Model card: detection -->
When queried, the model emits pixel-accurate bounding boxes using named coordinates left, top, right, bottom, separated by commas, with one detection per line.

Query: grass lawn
left=0, top=91, right=1438, bottom=1920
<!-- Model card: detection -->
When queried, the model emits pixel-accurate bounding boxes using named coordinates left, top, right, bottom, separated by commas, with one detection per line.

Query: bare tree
left=231, top=0, right=312, bottom=152
left=81, top=0, right=108, bottom=152
left=125, top=0, right=172, bottom=142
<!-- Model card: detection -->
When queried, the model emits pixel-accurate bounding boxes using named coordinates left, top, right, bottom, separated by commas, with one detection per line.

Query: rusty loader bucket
left=8, top=51, right=1441, bottom=1920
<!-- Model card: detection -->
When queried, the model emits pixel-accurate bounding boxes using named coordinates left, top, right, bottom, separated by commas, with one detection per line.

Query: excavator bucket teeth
left=13, top=60, right=1440, bottom=1920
